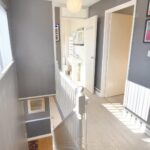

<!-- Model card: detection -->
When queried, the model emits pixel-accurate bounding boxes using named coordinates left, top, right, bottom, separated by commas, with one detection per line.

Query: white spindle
left=54, top=62, right=86, bottom=150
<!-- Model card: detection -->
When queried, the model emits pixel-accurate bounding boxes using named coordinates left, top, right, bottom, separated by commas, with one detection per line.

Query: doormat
left=28, top=140, right=38, bottom=150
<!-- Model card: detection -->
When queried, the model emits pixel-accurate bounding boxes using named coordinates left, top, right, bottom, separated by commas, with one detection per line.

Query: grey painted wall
left=55, top=7, right=62, bottom=69
left=90, top=0, right=150, bottom=90
left=9, top=0, right=55, bottom=98
left=26, top=119, right=51, bottom=138
left=89, top=0, right=150, bottom=124
left=24, top=97, right=50, bottom=121
left=0, top=64, right=28, bottom=150
left=89, top=0, right=130, bottom=90
left=128, top=0, right=150, bottom=88
left=24, top=97, right=51, bottom=138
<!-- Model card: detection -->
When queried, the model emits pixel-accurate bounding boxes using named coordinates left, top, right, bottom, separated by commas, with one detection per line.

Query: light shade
left=67, top=0, right=82, bottom=13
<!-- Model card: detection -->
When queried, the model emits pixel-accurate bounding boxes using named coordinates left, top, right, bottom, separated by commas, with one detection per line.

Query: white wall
left=70, top=19, right=85, bottom=33
left=60, top=18, right=71, bottom=67
left=105, top=13, right=133, bottom=97
left=0, top=64, right=28, bottom=150
left=61, top=7, right=88, bottom=19
left=60, top=18, right=86, bottom=86
left=60, top=18, right=85, bottom=61
left=60, top=19, right=85, bottom=65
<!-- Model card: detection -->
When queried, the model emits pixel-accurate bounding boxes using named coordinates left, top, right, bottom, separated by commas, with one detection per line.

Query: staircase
left=53, top=62, right=87, bottom=150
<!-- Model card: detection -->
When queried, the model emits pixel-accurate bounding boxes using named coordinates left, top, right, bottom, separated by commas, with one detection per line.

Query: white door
left=84, top=16, right=98, bottom=93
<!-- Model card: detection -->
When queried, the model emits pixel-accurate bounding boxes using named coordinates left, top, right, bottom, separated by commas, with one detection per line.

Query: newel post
left=75, top=86, right=87, bottom=150
left=75, top=87, right=85, bottom=116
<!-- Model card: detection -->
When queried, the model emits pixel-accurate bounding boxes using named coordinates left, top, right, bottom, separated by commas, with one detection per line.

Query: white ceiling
left=52, top=0, right=100, bottom=7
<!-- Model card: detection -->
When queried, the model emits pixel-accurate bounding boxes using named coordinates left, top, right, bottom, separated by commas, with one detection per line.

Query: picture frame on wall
left=144, top=19, right=150, bottom=43
left=147, top=0, right=150, bottom=17
left=55, top=24, right=60, bottom=42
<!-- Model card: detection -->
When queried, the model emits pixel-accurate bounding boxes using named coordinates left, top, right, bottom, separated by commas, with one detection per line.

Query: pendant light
left=66, top=0, right=82, bottom=13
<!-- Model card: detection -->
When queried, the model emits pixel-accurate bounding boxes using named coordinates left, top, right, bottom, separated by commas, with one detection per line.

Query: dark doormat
left=28, top=140, right=38, bottom=150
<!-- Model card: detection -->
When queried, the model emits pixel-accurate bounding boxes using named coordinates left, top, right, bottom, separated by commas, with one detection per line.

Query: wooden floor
left=28, top=137, right=52, bottom=150
left=86, top=94, right=150, bottom=150
left=38, top=137, right=52, bottom=150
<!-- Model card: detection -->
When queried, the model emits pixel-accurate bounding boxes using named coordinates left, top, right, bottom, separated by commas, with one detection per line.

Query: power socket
left=147, top=50, right=150, bottom=57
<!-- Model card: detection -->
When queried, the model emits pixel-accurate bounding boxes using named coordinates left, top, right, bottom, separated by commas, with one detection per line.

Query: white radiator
left=124, top=80, right=150, bottom=121
left=55, top=62, right=87, bottom=150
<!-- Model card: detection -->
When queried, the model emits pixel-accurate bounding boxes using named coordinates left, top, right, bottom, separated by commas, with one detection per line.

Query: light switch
left=147, top=50, right=150, bottom=57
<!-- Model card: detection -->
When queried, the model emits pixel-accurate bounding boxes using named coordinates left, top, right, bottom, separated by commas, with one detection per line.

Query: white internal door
left=84, top=16, right=98, bottom=93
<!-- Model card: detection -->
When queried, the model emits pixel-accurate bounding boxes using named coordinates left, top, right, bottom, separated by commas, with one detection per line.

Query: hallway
left=87, top=94, right=150, bottom=150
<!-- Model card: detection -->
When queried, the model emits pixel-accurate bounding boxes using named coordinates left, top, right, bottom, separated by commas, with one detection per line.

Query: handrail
left=59, top=71, right=78, bottom=90
left=55, top=62, right=84, bottom=118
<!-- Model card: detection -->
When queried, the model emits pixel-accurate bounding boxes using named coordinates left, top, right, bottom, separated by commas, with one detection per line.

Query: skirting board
left=145, top=127, right=150, bottom=137
left=27, top=133, right=52, bottom=142
left=19, top=94, right=56, bottom=101
left=25, top=117, right=50, bottom=123
left=94, top=87, right=103, bottom=97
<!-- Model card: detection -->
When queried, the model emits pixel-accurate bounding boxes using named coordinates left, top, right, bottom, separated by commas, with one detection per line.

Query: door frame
left=100, top=0, right=137, bottom=97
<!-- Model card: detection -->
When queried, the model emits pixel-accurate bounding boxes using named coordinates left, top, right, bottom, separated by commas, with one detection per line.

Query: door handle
left=91, top=56, right=95, bottom=59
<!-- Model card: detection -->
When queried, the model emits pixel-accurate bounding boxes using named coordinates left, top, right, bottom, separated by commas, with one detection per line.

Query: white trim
left=25, top=117, right=50, bottom=123
left=52, top=1, right=65, bottom=8
left=27, top=134, right=52, bottom=142
left=52, top=2, right=57, bottom=67
left=125, top=0, right=137, bottom=84
left=27, top=98, right=45, bottom=114
left=94, top=87, right=102, bottom=97
left=60, top=8, right=64, bottom=70
left=0, top=60, right=14, bottom=81
left=49, top=96, right=56, bottom=150
left=18, top=94, right=56, bottom=101
left=50, top=0, right=100, bottom=8
left=106, top=0, right=136, bottom=13
left=100, top=0, right=137, bottom=97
